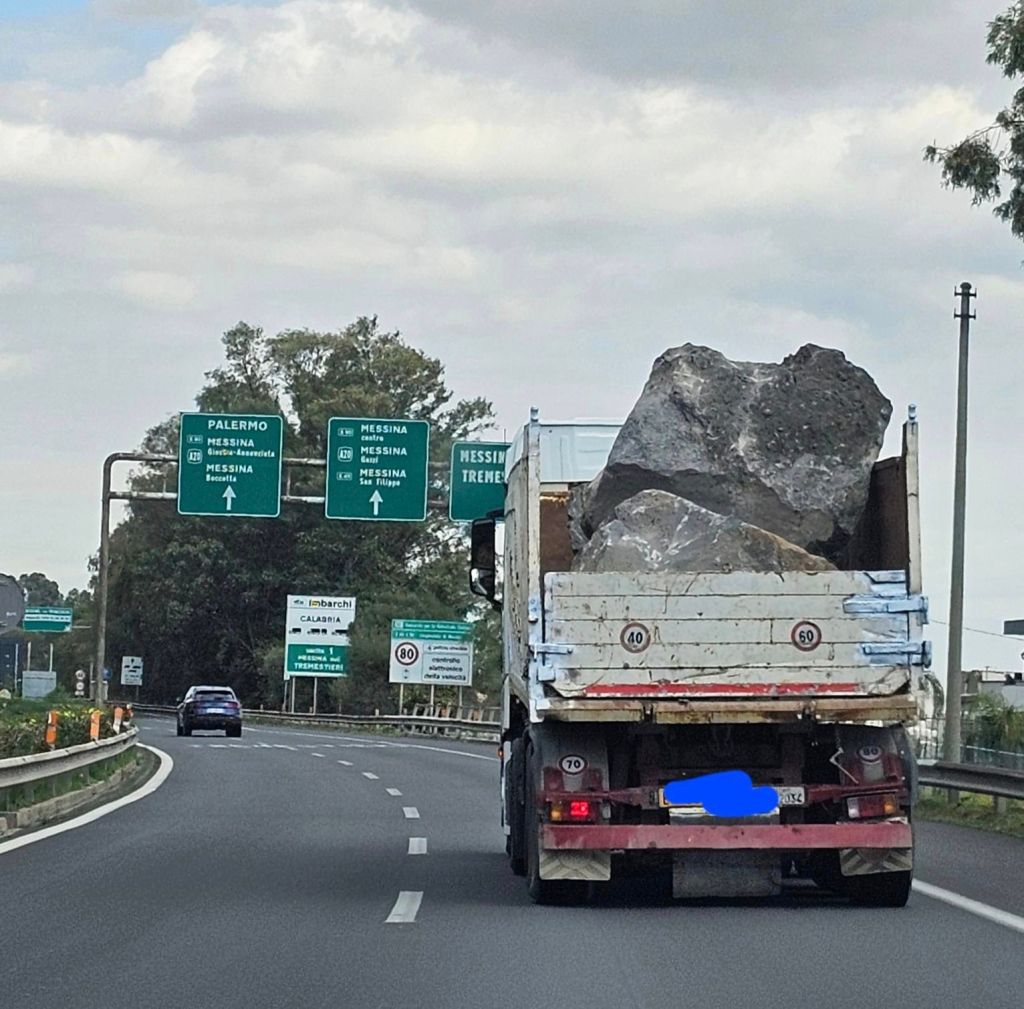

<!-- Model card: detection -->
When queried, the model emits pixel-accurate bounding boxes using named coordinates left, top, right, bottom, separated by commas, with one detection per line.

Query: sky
left=2, top=0, right=1023, bottom=677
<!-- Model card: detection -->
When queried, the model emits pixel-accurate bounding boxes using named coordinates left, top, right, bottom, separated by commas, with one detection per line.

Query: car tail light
left=547, top=798, right=597, bottom=822
left=847, top=793, right=899, bottom=819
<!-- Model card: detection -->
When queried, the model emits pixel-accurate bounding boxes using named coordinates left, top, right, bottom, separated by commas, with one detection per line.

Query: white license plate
left=658, top=785, right=805, bottom=809
left=776, top=786, right=805, bottom=807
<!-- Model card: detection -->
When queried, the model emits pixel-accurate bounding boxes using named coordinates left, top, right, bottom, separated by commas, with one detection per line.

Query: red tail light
left=847, top=793, right=899, bottom=819
left=547, top=798, right=597, bottom=823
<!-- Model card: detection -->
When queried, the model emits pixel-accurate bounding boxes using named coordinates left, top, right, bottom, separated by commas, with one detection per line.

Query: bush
left=0, top=694, right=119, bottom=758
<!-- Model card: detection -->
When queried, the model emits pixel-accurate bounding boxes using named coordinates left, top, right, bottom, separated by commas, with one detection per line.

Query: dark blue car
left=176, top=685, right=242, bottom=737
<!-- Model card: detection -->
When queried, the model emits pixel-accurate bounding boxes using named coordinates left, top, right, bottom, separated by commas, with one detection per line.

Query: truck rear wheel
left=525, top=743, right=586, bottom=905
left=842, top=870, right=912, bottom=908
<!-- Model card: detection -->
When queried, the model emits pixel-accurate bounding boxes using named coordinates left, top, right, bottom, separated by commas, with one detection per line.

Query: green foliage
left=964, top=692, right=1024, bottom=752
left=17, top=572, right=62, bottom=606
left=924, top=2, right=1024, bottom=240
left=0, top=695, right=115, bottom=757
left=104, top=317, right=496, bottom=712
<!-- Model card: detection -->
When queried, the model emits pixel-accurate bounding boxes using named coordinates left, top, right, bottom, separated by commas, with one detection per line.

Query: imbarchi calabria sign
left=284, top=595, right=356, bottom=678
left=389, top=619, right=474, bottom=686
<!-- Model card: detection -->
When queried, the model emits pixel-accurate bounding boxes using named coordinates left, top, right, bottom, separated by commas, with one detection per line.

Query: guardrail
left=0, top=727, right=139, bottom=811
left=917, top=760, right=1024, bottom=801
left=127, top=704, right=501, bottom=741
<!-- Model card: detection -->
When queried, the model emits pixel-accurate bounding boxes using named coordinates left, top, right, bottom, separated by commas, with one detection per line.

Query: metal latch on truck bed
left=531, top=643, right=573, bottom=682
left=843, top=593, right=929, bottom=618
left=859, top=641, right=932, bottom=666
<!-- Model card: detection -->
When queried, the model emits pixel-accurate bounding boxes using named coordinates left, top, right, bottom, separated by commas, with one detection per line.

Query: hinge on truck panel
left=531, top=643, right=573, bottom=657
left=859, top=641, right=931, bottom=666
left=843, top=594, right=929, bottom=618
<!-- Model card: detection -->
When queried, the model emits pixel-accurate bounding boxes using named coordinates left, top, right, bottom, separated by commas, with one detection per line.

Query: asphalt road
left=3, top=717, right=1023, bottom=1009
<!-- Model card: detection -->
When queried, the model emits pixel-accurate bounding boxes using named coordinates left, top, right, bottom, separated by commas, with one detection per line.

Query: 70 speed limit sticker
left=790, top=621, right=822, bottom=652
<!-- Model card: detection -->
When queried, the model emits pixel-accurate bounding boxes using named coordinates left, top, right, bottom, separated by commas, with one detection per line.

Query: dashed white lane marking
left=913, top=880, right=1024, bottom=936
left=190, top=744, right=202, bottom=748
left=242, top=726, right=497, bottom=762
left=321, top=744, right=334, bottom=748
left=208, top=744, right=227, bottom=749
left=273, top=744, right=297, bottom=751
left=228, top=744, right=247, bottom=749
left=403, top=807, right=420, bottom=819
left=362, top=772, right=379, bottom=780
left=0, top=745, right=174, bottom=856
left=385, top=891, right=423, bottom=924
left=338, top=760, right=353, bottom=766
left=408, top=837, right=427, bottom=855
left=312, top=753, right=325, bottom=758
left=386, top=788, right=402, bottom=796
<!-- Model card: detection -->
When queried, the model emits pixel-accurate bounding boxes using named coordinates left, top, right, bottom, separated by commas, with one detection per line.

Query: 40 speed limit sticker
left=620, top=621, right=652, bottom=653
left=790, top=620, right=822, bottom=652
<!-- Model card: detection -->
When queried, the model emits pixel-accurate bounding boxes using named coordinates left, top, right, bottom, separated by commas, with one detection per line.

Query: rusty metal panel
left=541, top=820, right=913, bottom=851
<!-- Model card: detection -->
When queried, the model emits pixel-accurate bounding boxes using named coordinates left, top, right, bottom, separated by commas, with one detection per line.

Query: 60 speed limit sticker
left=790, top=621, right=822, bottom=652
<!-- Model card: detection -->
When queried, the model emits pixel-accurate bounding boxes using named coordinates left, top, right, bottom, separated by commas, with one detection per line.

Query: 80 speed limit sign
left=393, top=641, right=420, bottom=666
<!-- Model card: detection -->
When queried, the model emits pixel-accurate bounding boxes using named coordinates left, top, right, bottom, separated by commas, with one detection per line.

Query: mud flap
left=540, top=849, right=612, bottom=882
left=840, top=847, right=913, bottom=876
left=672, top=851, right=782, bottom=898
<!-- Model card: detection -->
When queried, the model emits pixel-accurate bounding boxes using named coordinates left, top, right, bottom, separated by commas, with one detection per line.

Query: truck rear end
left=472, top=410, right=927, bottom=905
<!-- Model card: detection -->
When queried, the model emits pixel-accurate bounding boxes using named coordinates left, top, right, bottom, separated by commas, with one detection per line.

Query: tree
left=924, top=3, right=1024, bottom=240
left=104, top=318, right=495, bottom=711
left=18, top=572, right=62, bottom=606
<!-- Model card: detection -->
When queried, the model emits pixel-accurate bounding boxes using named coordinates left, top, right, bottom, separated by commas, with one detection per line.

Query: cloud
left=0, top=264, right=33, bottom=291
left=114, top=270, right=197, bottom=310
left=91, top=0, right=200, bottom=19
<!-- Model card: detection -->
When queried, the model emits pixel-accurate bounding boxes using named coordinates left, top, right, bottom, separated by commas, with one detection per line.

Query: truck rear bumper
left=542, top=820, right=911, bottom=852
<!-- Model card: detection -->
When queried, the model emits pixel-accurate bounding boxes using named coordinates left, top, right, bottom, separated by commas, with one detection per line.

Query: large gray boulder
left=579, top=344, right=891, bottom=563
left=574, top=490, right=835, bottom=574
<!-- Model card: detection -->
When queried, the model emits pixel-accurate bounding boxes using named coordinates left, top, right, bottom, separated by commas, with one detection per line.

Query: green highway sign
left=389, top=619, right=474, bottom=685
left=449, top=441, right=509, bottom=521
left=23, top=606, right=73, bottom=633
left=325, top=417, right=430, bottom=522
left=284, top=595, right=355, bottom=678
left=178, top=413, right=283, bottom=518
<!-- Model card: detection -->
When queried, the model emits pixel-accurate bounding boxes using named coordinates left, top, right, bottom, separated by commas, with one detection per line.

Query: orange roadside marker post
left=113, top=706, right=124, bottom=733
left=89, top=710, right=101, bottom=741
left=45, top=710, right=59, bottom=748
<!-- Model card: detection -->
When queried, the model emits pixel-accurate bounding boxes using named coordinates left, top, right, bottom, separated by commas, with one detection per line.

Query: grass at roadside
left=916, top=787, right=1024, bottom=840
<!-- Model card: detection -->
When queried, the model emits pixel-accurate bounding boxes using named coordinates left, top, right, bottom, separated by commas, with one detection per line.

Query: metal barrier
left=0, top=728, right=139, bottom=811
left=127, top=704, right=501, bottom=741
left=917, top=761, right=1024, bottom=801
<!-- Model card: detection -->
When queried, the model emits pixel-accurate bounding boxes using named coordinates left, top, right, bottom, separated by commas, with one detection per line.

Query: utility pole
left=943, top=282, right=975, bottom=776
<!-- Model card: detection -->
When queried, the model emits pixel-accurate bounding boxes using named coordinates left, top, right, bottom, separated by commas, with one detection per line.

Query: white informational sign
left=121, top=656, right=143, bottom=686
left=389, top=619, right=474, bottom=686
left=284, top=595, right=356, bottom=678
left=22, top=669, right=57, bottom=699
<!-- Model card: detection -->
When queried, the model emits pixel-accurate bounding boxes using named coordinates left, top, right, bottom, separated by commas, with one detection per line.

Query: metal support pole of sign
left=312, top=676, right=318, bottom=715
left=49, top=643, right=54, bottom=672
left=94, top=453, right=116, bottom=704
left=458, top=685, right=464, bottom=714
left=26, top=639, right=32, bottom=677
left=944, top=282, right=975, bottom=798
left=290, top=677, right=296, bottom=714
left=429, top=683, right=435, bottom=712
left=398, top=682, right=404, bottom=715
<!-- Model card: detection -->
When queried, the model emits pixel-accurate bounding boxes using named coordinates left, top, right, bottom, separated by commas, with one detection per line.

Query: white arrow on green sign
left=177, top=412, right=283, bottom=517
left=325, top=417, right=430, bottom=522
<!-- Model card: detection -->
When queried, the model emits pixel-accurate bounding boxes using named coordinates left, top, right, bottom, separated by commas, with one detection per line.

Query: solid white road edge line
left=913, top=880, right=1024, bottom=935
left=386, top=788, right=402, bottom=796
left=385, top=891, right=424, bottom=923
left=408, top=837, right=428, bottom=855
left=0, top=744, right=174, bottom=856
left=403, top=806, right=420, bottom=819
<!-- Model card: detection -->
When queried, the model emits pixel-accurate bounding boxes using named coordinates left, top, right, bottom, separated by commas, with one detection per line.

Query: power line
left=930, top=619, right=1024, bottom=642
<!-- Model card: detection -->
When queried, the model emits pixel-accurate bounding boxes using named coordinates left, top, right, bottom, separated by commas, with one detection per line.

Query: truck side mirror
left=470, top=518, right=501, bottom=608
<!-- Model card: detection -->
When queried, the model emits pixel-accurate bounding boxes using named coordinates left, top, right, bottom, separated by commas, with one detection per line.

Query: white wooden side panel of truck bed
left=540, top=569, right=926, bottom=698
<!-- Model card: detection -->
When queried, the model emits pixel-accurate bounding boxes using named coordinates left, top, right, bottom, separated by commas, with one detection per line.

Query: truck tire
left=507, top=736, right=527, bottom=876
left=525, top=743, right=586, bottom=905
left=842, top=870, right=912, bottom=908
